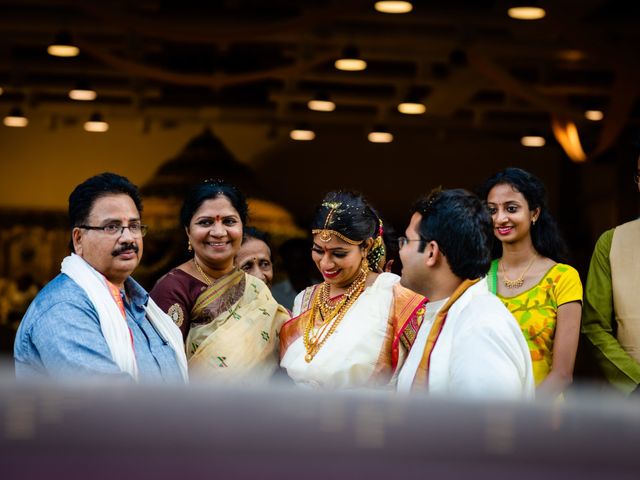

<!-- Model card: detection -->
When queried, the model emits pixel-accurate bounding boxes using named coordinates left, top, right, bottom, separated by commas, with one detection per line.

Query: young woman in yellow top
left=480, top=168, right=582, bottom=398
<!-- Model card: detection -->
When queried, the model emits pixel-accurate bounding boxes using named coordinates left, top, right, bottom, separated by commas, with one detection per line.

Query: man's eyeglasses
left=78, top=223, right=148, bottom=237
left=398, top=236, right=423, bottom=249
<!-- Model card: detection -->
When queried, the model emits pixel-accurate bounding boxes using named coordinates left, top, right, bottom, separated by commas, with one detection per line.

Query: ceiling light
left=398, top=101, right=426, bottom=115
left=507, top=5, right=546, bottom=20
left=47, top=30, right=80, bottom=57
left=308, top=99, right=335, bottom=112
left=290, top=124, right=315, bottom=141
left=3, top=107, right=28, bottom=127
left=398, top=89, right=427, bottom=114
left=585, top=110, right=604, bottom=121
left=374, top=1, right=413, bottom=14
left=0, top=86, right=3, bottom=96
left=368, top=125, right=393, bottom=143
left=69, top=81, right=97, bottom=101
left=84, top=112, right=109, bottom=132
left=520, top=134, right=545, bottom=147
left=335, top=46, right=367, bottom=72
left=308, top=92, right=336, bottom=112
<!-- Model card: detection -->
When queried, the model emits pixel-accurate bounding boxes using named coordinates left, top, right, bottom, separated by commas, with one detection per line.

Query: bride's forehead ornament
left=311, top=201, right=361, bottom=245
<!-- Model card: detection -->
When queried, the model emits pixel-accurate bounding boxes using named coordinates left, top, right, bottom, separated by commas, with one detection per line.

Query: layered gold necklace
left=500, top=254, right=537, bottom=289
left=303, top=268, right=368, bottom=363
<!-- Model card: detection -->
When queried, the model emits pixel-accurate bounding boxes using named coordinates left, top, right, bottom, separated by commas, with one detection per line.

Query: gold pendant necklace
left=500, top=255, right=537, bottom=289
left=303, top=270, right=368, bottom=363
left=193, top=258, right=213, bottom=286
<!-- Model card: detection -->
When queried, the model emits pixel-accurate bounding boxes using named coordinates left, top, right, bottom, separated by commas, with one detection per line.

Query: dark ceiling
left=1, top=0, right=639, bottom=156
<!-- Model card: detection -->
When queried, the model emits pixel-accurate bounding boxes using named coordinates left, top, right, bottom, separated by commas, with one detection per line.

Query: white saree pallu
left=61, top=254, right=188, bottom=382
left=280, top=273, right=403, bottom=389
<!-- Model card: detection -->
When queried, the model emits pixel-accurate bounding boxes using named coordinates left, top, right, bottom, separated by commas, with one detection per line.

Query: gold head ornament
left=311, top=201, right=362, bottom=245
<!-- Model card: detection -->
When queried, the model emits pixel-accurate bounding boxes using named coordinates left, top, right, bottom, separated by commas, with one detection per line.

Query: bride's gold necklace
left=318, top=272, right=365, bottom=319
left=500, top=254, right=537, bottom=289
left=193, top=257, right=213, bottom=286
left=303, top=268, right=368, bottom=363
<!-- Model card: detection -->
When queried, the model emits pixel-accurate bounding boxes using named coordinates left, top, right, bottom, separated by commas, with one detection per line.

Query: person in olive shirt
left=582, top=156, right=640, bottom=395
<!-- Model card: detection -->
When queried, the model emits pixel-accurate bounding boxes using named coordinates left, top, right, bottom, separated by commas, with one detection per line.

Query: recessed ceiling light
left=507, top=6, right=546, bottom=20
left=398, top=102, right=426, bottom=115
left=69, top=83, right=97, bottom=101
left=84, top=113, right=109, bottom=132
left=335, top=58, right=367, bottom=72
left=521, top=135, right=545, bottom=147
left=585, top=110, right=604, bottom=121
left=374, top=1, right=413, bottom=14
left=335, top=46, right=367, bottom=72
left=3, top=107, right=28, bottom=127
left=368, top=126, right=393, bottom=143
left=290, top=124, right=315, bottom=141
left=308, top=93, right=336, bottom=112
left=48, top=30, right=80, bottom=57
left=308, top=100, right=335, bottom=112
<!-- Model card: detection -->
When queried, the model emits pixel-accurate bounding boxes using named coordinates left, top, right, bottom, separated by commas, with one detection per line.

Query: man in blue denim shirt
left=14, top=173, right=187, bottom=383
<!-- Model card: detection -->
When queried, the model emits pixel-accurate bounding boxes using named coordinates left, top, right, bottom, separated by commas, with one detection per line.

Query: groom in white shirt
left=396, top=188, right=534, bottom=399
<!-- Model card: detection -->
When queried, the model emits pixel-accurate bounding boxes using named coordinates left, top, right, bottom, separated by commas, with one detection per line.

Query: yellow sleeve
left=554, top=264, right=583, bottom=306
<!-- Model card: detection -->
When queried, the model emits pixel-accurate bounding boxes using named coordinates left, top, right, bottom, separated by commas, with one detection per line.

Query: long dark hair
left=478, top=167, right=568, bottom=263
left=311, top=190, right=386, bottom=272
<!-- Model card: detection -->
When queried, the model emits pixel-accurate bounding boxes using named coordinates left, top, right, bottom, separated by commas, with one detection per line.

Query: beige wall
left=0, top=116, right=276, bottom=210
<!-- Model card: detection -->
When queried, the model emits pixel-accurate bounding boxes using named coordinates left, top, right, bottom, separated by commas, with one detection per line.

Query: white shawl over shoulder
left=61, top=254, right=188, bottom=382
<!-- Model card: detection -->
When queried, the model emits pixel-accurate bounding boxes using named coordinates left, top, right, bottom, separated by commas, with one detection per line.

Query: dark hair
left=68, top=172, right=142, bottom=252
left=180, top=179, right=248, bottom=228
left=381, top=221, right=400, bottom=274
left=243, top=226, right=271, bottom=252
left=478, top=167, right=568, bottom=263
left=311, top=190, right=385, bottom=272
left=412, top=188, right=493, bottom=280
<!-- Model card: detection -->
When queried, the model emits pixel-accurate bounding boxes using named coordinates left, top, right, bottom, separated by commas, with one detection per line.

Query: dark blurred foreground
left=0, top=363, right=638, bottom=480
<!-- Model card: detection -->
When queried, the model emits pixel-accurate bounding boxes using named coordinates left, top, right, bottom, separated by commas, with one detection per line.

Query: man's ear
left=72, top=227, right=83, bottom=256
left=424, top=240, right=440, bottom=267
